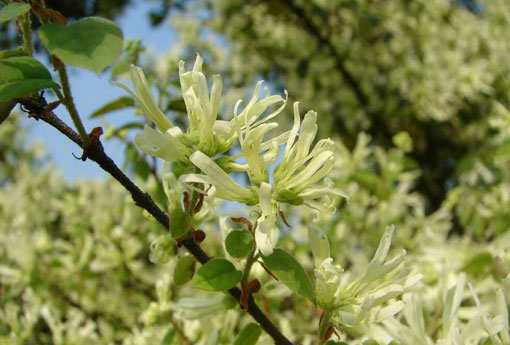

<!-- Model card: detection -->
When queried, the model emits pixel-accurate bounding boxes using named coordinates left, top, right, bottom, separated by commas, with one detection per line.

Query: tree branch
left=279, top=0, right=370, bottom=108
left=21, top=98, right=293, bottom=345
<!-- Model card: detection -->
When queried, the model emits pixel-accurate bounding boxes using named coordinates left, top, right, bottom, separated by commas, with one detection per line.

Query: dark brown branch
left=24, top=102, right=293, bottom=345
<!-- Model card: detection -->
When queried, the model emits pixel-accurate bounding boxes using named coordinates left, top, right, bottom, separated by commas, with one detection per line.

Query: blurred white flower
left=331, top=226, right=421, bottom=328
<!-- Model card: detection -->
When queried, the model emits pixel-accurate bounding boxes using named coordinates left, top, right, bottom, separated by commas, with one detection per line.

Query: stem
left=23, top=103, right=294, bottom=345
left=318, top=309, right=332, bottom=344
left=21, top=12, right=33, bottom=57
left=57, top=66, right=90, bottom=146
left=243, top=251, right=258, bottom=281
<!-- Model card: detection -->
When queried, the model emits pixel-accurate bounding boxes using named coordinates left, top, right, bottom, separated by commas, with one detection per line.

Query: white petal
left=134, top=126, right=190, bottom=162
left=189, top=151, right=253, bottom=200
left=308, top=225, right=330, bottom=265
left=255, top=215, right=279, bottom=256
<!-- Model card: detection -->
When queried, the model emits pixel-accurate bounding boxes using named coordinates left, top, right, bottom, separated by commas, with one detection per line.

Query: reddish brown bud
left=279, top=210, right=292, bottom=228
left=45, top=100, right=61, bottom=112
left=183, top=192, right=190, bottom=212
left=193, top=230, right=206, bottom=244
left=47, top=9, right=67, bottom=24
left=248, top=279, right=261, bottom=294
left=50, top=55, right=63, bottom=71
left=231, top=217, right=253, bottom=231
left=193, top=193, right=204, bottom=214
left=89, top=127, right=103, bottom=145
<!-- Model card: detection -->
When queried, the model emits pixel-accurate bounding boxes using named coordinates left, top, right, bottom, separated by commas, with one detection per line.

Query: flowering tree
left=1, top=1, right=510, bottom=345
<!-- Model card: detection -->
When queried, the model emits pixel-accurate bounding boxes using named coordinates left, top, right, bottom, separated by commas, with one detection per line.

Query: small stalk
left=21, top=12, right=33, bottom=57
left=318, top=309, right=332, bottom=344
left=57, top=65, right=90, bottom=146
left=243, top=251, right=258, bottom=281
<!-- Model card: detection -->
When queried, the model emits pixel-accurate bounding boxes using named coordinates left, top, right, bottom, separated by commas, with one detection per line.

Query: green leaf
left=0, top=3, right=30, bottom=23
left=174, top=255, right=195, bottom=286
left=161, top=329, right=175, bottom=345
left=192, top=258, right=242, bottom=291
left=0, top=57, right=59, bottom=101
left=225, top=230, right=254, bottom=259
left=262, top=248, right=316, bottom=304
left=463, top=252, right=493, bottom=278
left=233, top=323, right=262, bottom=345
left=39, top=17, right=123, bottom=74
left=90, top=96, right=134, bottom=118
left=0, top=99, right=17, bottom=126
left=170, top=208, right=192, bottom=238
left=103, top=122, right=144, bottom=140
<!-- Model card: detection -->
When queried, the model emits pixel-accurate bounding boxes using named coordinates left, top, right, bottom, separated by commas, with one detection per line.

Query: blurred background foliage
left=2, top=0, right=510, bottom=344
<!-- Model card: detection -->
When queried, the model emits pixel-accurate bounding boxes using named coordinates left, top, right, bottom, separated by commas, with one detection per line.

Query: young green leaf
left=0, top=99, right=16, bottom=126
left=0, top=3, right=31, bottom=23
left=90, top=96, right=135, bottom=118
left=192, top=258, right=242, bottom=291
left=262, top=248, right=316, bottom=304
left=174, top=255, right=195, bottom=286
left=233, top=323, right=262, bottom=345
left=39, top=17, right=123, bottom=74
left=0, top=57, right=59, bottom=101
left=225, top=230, right=255, bottom=259
left=170, top=208, right=192, bottom=238
left=161, top=329, right=175, bottom=345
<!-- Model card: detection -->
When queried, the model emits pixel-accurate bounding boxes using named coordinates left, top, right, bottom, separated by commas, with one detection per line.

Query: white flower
left=134, top=125, right=191, bottom=163
left=255, top=182, right=279, bottom=255
left=331, top=226, right=421, bottom=328
left=470, top=284, right=510, bottom=345
left=179, top=54, right=223, bottom=155
left=177, top=294, right=235, bottom=319
left=308, top=224, right=330, bottom=267
left=111, top=65, right=174, bottom=132
left=230, top=80, right=287, bottom=136
left=274, top=102, right=347, bottom=213
left=180, top=151, right=257, bottom=205
left=315, top=258, right=343, bottom=309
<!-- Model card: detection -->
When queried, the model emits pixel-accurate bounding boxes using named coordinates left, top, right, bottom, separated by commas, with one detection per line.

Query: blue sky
left=24, top=0, right=176, bottom=181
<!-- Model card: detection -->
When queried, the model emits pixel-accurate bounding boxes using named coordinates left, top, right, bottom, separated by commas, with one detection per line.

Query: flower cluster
left=114, top=54, right=345, bottom=255
left=310, top=225, right=422, bottom=329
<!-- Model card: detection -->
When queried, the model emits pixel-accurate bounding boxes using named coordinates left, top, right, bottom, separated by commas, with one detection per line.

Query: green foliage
left=169, top=208, right=191, bottom=238
left=39, top=17, right=123, bottom=74
left=173, top=255, right=195, bottom=286
left=0, top=3, right=30, bottom=23
left=225, top=230, right=254, bottom=259
left=192, top=258, right=243, bottom=291
left=233, top=323, right=262, bottom=345
left=261, top=248, right=316, bottom=304
left=89, top=96, right=135, bottom=118
left=0, top=56, right=59, bottom=101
